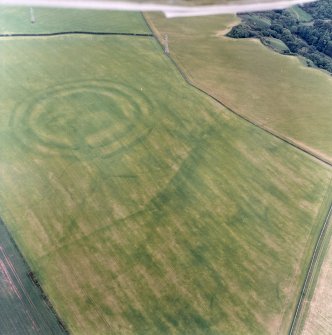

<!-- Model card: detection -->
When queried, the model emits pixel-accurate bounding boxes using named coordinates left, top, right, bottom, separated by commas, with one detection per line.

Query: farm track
left=0, top=31, right=153, bottom=38
left=289, top=199, right=332, bottom=335
left=142, top=13, right=332, bottom=168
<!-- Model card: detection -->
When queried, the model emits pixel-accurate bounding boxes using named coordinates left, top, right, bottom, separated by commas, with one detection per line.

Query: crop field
left=0, top=8, right=332, bottom=335
left=0, top=219, right=67, bottom=335
left=0, top=7, right=150, bottom=34
left=145, top=13, right=332, bottom=164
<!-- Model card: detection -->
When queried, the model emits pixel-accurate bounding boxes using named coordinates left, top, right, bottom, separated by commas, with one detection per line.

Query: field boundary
left=0, top=31, right=153, bottom=38
left=0, top=217, right=70, bottom=335
left=142, top=12, right=332, bottom=168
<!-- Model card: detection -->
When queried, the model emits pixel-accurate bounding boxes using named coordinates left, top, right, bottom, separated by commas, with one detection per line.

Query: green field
left=262, top=37, right=290, bottom=53
left=0, top=7, right=150, bottom=34
left=1, top=8, right=332, bottom=335
left=287, top=5, right=313, bottom=22
left=146, top=13, right=332, bottom=164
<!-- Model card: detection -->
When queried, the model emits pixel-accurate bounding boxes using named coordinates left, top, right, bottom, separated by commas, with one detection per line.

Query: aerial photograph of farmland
left=0, top=0, right=331, bottom=334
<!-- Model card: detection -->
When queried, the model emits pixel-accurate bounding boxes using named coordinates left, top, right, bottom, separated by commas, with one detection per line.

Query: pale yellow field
left=145, top=13, right=332, bottom=164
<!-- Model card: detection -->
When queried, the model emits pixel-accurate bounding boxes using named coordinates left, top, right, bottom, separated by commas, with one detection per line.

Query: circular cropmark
left=10, top=80, right=155, bottom=159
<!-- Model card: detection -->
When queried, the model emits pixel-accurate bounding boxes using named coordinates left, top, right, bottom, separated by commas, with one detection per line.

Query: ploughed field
left=0, top=7, right=331, bottom=335
left=0, top=219, right=67, bottom=335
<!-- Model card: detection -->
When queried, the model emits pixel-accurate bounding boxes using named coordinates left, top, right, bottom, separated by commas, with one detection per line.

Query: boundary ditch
left=0, top=31, right=153, bottom=37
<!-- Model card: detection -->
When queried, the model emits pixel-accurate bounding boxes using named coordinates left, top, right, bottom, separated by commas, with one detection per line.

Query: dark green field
left=0, top=7, right=331, bottom=335
left=0, top=219, right=67, bottom=334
